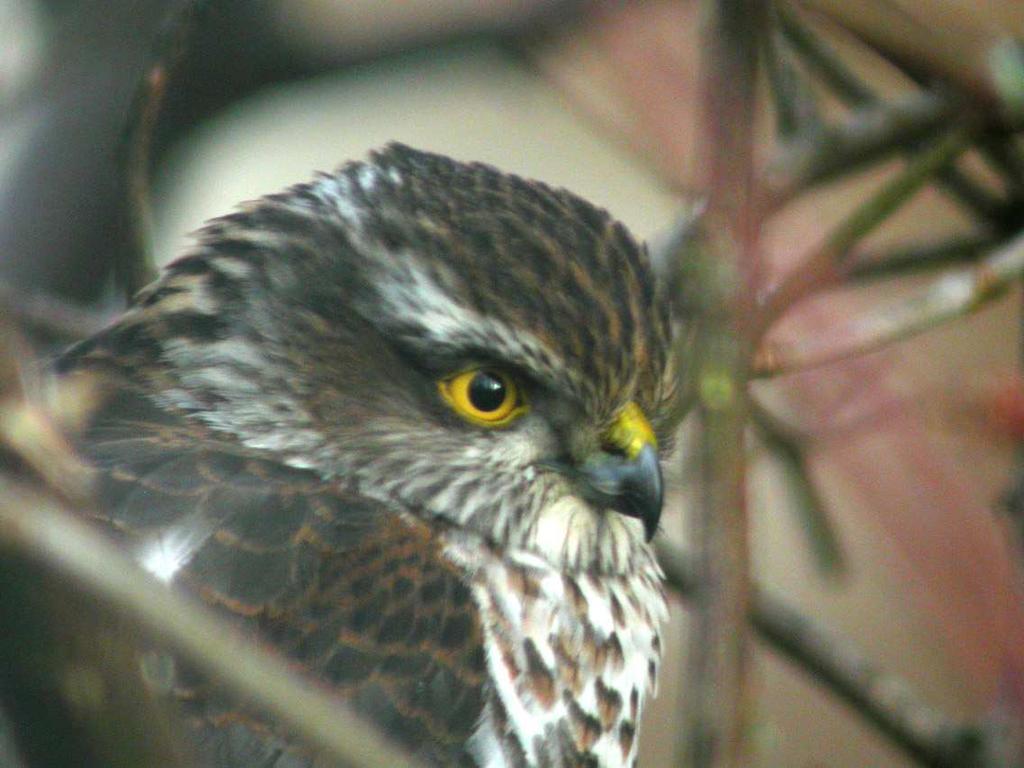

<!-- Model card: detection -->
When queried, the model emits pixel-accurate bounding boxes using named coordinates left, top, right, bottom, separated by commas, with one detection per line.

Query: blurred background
left=2, top=1, right=1023, bottom=765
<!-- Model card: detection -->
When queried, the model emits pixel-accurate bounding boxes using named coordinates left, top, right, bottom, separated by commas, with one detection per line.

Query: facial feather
left=62, top=143, right=673, bottom=576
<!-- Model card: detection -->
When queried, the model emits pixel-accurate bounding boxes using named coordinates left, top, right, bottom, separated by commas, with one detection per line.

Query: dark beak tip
left=635, top=444, right=663, bottom=542
left=643, top=521, right=658, bottom=542
left=577, top=443, right=663, bottom=543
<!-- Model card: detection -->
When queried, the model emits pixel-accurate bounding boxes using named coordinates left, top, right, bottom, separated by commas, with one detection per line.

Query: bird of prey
left=58, top=144, right=675, bottom=767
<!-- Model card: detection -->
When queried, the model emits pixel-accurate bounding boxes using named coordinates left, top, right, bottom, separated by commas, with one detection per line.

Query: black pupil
left=468, top=372, right=507, bottom=412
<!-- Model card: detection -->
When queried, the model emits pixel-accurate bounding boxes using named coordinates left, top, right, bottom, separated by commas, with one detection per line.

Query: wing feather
left=67, top=371, right=487, bottom=767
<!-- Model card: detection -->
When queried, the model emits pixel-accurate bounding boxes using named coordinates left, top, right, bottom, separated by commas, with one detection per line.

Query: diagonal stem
left=756, top=127, right=972, bottom=337
left=777, top=5, right=874, bottom=106
left=121, top=0, right=214, bottom=299
left=846, top=232, right=998, bottom=282
left=773, top=9, right=1010, bottom=227
left=753, top=227, right=1024, bottom=378
left=763, top=8, right=823, bottom=138
left=750, top=403, right=845, bottom=575
left=764, top=92, right=958, bottom=207
left=797, top=0, right=1023, bottom=113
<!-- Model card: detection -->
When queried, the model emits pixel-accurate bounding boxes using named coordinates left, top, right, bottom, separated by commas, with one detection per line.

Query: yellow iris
left=438, top=369, right=527, bottom=427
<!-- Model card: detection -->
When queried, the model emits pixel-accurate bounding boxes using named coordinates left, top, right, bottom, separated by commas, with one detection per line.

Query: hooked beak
left=549, top=402, right=663, bottom=542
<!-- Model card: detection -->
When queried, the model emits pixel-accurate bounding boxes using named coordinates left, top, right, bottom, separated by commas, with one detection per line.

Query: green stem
left=757, top=127, right=971, bottom=336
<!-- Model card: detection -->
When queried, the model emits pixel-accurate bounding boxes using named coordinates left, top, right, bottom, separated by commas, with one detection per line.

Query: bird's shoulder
left=61, top=364, right=489, bottom=767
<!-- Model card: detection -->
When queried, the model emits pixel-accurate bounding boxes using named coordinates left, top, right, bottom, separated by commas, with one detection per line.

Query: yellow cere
left=438, top=369, right=528, bottom=427
left=605, top=402, right=657, bottom=459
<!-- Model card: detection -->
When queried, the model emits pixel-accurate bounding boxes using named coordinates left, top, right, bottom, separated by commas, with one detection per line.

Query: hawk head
left=67, top=144, right=675, bottom=575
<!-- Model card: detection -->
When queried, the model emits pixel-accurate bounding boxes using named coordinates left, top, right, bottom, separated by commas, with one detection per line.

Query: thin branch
left=656, top=541, right=983, bottom=768
left=774, top=10, right=1011, bottom=228
left=764, top=91, right=958, bottom=206
left=846, top=232, right=997, bottom=282
left=121, top=0, right=213, bottom=299
left=756, top=127, right=972, bottom=335
left=0, top=489, right=420, bottom=768
left=763, top=11, right=822, bottom=138
left=777, top=5, right=873, bottom=106
left=754, top=226, right=1024, bottom=378
left=979, top=136, right=1024, bottom=198
left=934, top=164, right=1008, bottom=225
left=750, top=403, right=845, bottom=576
left=798, top=0, right=1024, bottom=116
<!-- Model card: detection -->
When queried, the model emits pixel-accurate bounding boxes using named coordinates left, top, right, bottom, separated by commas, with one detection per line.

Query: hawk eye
left=438, top=369, right=527, bottom=427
